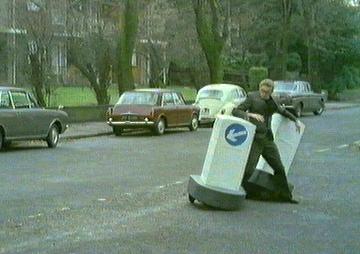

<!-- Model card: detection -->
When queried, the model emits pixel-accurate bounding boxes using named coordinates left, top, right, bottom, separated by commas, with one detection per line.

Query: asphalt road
left=0, top=108, right=359, bottom=254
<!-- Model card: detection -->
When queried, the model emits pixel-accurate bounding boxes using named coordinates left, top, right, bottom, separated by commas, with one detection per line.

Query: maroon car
left=106, top=89, right=200, bottom=135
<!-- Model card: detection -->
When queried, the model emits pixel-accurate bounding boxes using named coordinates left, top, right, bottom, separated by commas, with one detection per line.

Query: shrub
left=248, top=67, right=268, bottom=91
left=325, top=65, right=360, bottom=99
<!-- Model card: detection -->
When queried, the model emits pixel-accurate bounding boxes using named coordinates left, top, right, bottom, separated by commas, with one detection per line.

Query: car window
left=173, top=93, right=185, bottom=105
left=162, top=93, right=175, bottom=105
left=228, top=90, right=239, bottom=101
left=28, top=93, right=39, bottom=108
left=236, top=89, right=246, bottom=98
left=274, top=82, right=296, bottom=92
left=197, top=89, right=224, bottom=101
left=296, top=84, right=302, bottom=93
left=117, top=92, right=158, bottom=105
left=0, top=91, right=12, bottom=109
left=11, top=91, right=31, bottom=108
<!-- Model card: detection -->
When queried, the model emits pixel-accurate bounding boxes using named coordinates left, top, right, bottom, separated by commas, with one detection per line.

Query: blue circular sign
left=225, top=124, right=248, bottom=146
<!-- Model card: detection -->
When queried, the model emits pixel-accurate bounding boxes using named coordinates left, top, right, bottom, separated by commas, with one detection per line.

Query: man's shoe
left=288, top=198, right=299, bottom=204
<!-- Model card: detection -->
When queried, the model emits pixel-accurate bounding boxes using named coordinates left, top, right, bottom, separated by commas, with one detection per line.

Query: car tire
left=313, top=101, right=325, bottom=115
left=46, top=125, right=59, bottom=148
left=189, top=114, right=199, bottom=131
left=113, top=126, right=123, bottom=136
left=294, top=103, right=303, bottom=117
left=3, top=140, right=11, bottom=149
left=153, top=117, right=166, bottom=135
left=0, top=131, right=3, bottom=150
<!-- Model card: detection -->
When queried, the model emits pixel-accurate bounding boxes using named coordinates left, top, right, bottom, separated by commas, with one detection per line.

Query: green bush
left=325, top=65, right=360, bottom=99
left=248, top=67, right=268, bottom=91
left=342, top=66, right=360, bottom=89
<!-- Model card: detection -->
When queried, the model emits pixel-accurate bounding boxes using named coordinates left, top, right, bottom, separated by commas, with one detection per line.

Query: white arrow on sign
left=226, top=129, right=247, bottom=142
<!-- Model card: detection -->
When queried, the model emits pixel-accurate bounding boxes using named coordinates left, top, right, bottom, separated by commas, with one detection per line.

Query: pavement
left=61, top=101, right=360, bottom=148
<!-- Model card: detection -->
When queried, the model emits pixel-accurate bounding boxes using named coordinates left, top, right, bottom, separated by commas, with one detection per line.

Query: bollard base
left=187, top=175, right=246, bottom=210
left=247, top=170, right=276, bottom=192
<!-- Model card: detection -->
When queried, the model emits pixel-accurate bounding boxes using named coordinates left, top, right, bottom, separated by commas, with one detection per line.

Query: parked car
left=106, top=89, right=200, bottom=135
left=0, top=87, right=69, bottom=149
left=273, top=80, right=326, bottom=117
left=194, top=84, right=247, bottom=124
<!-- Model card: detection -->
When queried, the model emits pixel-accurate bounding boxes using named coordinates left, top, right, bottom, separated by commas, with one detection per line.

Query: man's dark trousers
left=242, top=135, right=291, bottom=197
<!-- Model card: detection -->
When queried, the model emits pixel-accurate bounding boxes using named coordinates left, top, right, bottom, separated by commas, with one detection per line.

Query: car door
left=296, top=83, right=307, bottom=110
left=26, top=93, right=52, bottom=136
left=0, top=90, right=19, bottom=138
left=9, top=90, right=45, bottom=137
left=301, top=82, right=309, bottom=111
left=8, top=90, right=32, bottom=137
left=161, top=92, right=178, bottom=126
left=173, top=92, right=189, bottom=125
left=305, top=82, right=317, bottom=110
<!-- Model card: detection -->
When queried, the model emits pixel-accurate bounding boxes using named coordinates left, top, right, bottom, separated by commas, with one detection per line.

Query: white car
left=194, top=84, right=247, bottom=124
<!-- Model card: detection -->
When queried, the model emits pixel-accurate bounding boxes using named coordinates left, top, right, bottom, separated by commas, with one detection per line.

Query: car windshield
left=274, top=82, right=296, bottom=92
left=197, top=89, right=224, bottom=101
left=117, top=92, right=158, bottom=105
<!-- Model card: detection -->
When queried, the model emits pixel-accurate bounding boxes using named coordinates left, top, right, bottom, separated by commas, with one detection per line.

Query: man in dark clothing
left=232, top=79, right=301, bottom=203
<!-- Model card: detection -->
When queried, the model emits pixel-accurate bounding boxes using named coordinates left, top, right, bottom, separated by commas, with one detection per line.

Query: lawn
left=48, top=86, right=197, bottom=107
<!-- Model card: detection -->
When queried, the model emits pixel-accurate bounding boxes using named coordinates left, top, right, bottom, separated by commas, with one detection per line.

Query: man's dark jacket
left=232, top=91, right=297, bottom=140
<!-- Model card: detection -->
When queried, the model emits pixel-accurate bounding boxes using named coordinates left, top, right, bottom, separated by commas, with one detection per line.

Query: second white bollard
left=248, top=113, right=305, bottom=193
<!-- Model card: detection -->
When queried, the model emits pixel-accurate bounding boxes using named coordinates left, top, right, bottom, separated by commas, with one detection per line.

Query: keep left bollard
left=187, top=115, right=256, bottom=210
left=247, top=113, right=305, bottom=194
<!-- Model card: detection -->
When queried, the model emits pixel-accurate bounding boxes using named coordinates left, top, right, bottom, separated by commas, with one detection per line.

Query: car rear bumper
left=199, top=117, right=216, bottom=124
left=107, top=121, right=155, bottom=127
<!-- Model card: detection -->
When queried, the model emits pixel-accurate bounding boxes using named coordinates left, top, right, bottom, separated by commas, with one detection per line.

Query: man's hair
left=259, top=79, right=274, bottom=91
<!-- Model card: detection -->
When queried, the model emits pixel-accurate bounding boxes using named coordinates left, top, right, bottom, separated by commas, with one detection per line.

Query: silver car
left=273, top=81, right=326, bottom=117
left=0, top=87, right=69, bottom=149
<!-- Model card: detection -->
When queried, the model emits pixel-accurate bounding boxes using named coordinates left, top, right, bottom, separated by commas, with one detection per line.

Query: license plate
left=201, top=108, right=209, bottom=115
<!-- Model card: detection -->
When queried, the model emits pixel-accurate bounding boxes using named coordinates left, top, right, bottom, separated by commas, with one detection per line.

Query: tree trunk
left=207, top=51, right=223, bottom=83
left=279, top=0, right=293, bottom=79
left=117, top=0, right=138, bottom=95
left=29, top=52, right=46, bottom=107
left=192, top=0, right=228, bottom=84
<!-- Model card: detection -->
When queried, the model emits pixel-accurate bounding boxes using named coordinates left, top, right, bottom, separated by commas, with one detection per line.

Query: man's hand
left=295, top=120, right=301, bottom=133
left=248, top=113, right=265, bottom=122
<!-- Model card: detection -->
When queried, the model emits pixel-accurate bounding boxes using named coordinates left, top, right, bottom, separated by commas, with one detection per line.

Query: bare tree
left=66, top=1, right=115, bottom=105
left=15, top=0, right=58, bottom=107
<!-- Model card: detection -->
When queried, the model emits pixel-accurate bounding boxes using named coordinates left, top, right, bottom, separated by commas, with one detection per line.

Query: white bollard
left=187, top=115, right=256, bottom=210
left=248, top=113, right=305, bottom=192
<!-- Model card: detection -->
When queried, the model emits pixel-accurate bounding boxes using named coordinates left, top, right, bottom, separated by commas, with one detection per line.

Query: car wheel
left=3, top=140, right=11, bottom=148
left=113, top=126, right=123, bottom=136
left=46, top=125, right=59, bottom=148
left=294, top=103, right=303, bottom=117
left=189, top=194, right=195, bottom=203
left=153, top=117, right=166, bottom=135
left=313, top=101, right=325, bottom=115
left=189, top=115, right=199, bottom=131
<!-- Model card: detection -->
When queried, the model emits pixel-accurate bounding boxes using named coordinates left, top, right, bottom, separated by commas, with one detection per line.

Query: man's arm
left=273, top=99, right=301, bottom=132
left=232, top=96, right=251, bottom=120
